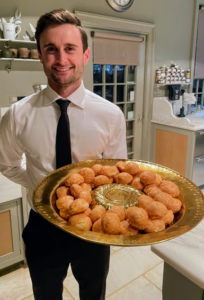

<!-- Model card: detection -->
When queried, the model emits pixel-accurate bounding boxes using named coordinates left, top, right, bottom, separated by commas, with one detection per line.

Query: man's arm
left=102, top=109, right=127, bottom=159
left=0, top=108, right=28, bottom=188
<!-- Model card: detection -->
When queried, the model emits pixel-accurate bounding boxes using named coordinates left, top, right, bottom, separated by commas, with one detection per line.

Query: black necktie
left=56, top=99, right=72, bottom=169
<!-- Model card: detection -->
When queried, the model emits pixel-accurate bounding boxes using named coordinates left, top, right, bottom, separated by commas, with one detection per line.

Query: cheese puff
left=84, top=207, right=92, bottom=217
left=116, top=161, right=126, bottom=172
left=92, top=219, right=104, bottom=233
left=101, top=212, right=121, bottom=235
left=159, top=180, right=180, bottom=197
left=145, top=201, right=168, bottom=219
left=65, top=173, right=84, bottom=187
left=92, top=164, right=103, bottom=176
left=56, top=195, right=74, bottom=210
left=56, top=186, right=70, bottom=198
left=59, top=208, right=71, bottom=220
left=137, top=195, right=154, bottom=210
left=107, top=206, right=126, bottom=221
left=126, top=207, right=149, bottom=230
left=120, top=220, right=139, bottom=236
left=143, top=184, right=160, bottom=197
left=69, top=213, right=92, bottom=231
left=144, top=219, right=166, bottom=233
left=154, top=192, right=182, bottom=213
left=78, top=167, right=95, bottom=184
left=154, top=174, right=162, bottom=186
left=161, top=210, right=174, bottom=226
left=140, top=170, right=156, bottom=185
left=115, top=172, right=133, bottom=185
left=68, top=198, right=89, bottom=215
left=79, top=190, right=92, bottom=204
left=99, top=165, right=119, bottom=177
left=94, top=175, right=111, bottom=187
left=131, top=176, right=144, bottom=190
left=89, top=205, right=106, bottom=223
left=70, top=184, right=84, bottom=198
left=80, top=183, right=92, bottom=192
left=124, top=162, right=140, bottom=175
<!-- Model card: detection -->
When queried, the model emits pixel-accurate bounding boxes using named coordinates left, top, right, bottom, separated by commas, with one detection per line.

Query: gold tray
left=32, top=159, right=204, bottom=246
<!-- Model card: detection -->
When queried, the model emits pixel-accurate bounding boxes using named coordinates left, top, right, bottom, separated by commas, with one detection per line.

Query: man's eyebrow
left=43, top=43, right=78, bottom=49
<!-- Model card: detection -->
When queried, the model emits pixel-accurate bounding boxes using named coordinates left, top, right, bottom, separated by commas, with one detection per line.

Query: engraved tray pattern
left=32, top=159, right=204, bottom=246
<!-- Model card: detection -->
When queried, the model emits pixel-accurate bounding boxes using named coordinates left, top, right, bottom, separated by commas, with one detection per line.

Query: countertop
left=152, top=97, right=204, bottom=131
left=151, top=216, right=204, bottom=289
left=0, top=173, right=22, bottom=204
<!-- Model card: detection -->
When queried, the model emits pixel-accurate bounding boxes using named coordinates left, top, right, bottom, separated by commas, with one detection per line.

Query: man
left=0, top=8, right=127, bottom=300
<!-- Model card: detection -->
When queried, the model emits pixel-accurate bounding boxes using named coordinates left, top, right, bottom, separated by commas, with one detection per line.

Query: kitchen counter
left=151, top=216, right=204, bottom=299
left=0, top=173, right=22, bottom=204
left=152, top=97, right=204, bottom=131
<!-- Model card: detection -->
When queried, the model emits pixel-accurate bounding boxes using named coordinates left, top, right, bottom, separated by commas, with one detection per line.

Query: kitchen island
left=151, top=217, right=204, bottom=300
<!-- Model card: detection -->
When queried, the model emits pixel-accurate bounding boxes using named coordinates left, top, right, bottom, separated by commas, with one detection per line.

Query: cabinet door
left=0, top=199, right=25, bottom=270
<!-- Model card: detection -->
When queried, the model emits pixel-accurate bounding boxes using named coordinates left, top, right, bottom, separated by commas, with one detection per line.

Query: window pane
left=126, top=121, right=134, bottom=136
left=127, top=85, right=135, bottom=101
left=105, top=85, right=114, bottom=102
left=105, top=65, right=114, bottom=83
left=127, top=138, right=133, bottom=153
left=116, top=85, right=124, bottom=102
left=94, top=86, right=103, bottom=97
left=93, top=64, right=102, bottom=83
left=117, top=65, right=125, bottom=83
left=127, top=103, right=134, bottom=119
left=117, top=104, right=124, bottom=114
left=127, top=66, right=135, bottom=82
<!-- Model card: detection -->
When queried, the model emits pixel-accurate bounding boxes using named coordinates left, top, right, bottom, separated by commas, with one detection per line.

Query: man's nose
left=56, top=50, right=67, bottom=63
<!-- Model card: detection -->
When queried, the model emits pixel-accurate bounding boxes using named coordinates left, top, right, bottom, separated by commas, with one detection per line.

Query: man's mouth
left=54, top=66, right=73, bottom=71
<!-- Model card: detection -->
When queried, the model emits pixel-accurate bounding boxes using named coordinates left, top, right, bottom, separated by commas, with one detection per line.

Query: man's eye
left=66, top=47, right=74, bottom=51
left=47, top=47, right=55, bottom=52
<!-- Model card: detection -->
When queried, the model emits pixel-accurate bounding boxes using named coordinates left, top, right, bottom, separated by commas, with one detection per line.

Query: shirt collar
left=42, top=81, right=86, bottom=108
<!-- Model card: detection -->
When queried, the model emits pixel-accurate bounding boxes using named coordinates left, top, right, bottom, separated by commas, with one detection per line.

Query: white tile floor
left=0, top=245, right=163, bottom=300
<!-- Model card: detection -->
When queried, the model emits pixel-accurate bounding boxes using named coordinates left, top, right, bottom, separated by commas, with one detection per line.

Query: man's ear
left=84, top=47, right=90, bottom=65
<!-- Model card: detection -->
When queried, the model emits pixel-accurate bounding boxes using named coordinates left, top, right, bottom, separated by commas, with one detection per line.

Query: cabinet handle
left=195, top=156, right=204, bottom=162
left=199, top=131, right=204, bottom=135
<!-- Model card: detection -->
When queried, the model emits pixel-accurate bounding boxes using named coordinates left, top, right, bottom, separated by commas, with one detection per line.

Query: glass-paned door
left=92, top=39, right=145, bottom=160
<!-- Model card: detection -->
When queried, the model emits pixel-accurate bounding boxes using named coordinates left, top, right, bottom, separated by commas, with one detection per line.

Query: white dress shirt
left=0, top=82, right=127, bottom=209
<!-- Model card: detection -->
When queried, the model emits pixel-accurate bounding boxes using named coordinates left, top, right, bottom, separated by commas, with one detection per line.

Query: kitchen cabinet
left=0, top=198, right=25, bottom=270
left=150, top=123, right=196, bottom=181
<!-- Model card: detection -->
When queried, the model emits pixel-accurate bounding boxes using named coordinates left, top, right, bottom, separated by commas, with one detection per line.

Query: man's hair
left=35, top=8, right=88, bottom=53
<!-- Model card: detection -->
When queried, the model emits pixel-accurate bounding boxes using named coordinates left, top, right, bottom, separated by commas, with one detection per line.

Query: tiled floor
left=0, top=246, right=163, bottom=300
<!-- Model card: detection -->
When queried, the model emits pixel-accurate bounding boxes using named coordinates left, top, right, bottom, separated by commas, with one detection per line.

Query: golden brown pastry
left=93, top=175, right=111, bottom=187
left=159, top=180, right=180, bottom=197
left=154, top=174, right=162, bottom=186
left=115, top=172, right=133, bottom=185
left=101, top=212, right=121, bottom=235
left=79, top=190, right=92, bottom=204
left=56, top=186, right=70, bottom=198
left=161, top=210, right=174, bottom=226
left=89, top=205, right=106, bottom=223
left=80, top=183, right=93, bottom=192
left=69, top=213, right=92, bottom=231
left=99, top=165, right=119, bottom=177
left=59, top=208, right=71, bottom=220
left=126, top=207, right=149, bottom=230
left=140, top=170, right=156, bottom=185
left=65, top=173, right=84, bottom=187
left=84, top=207, right=92, bottom=217
left=120, top=220, right=138, bottom=236
left=143, top=184, right=160, bottom=198
left=91, top=164, right=103, bottom=176
left=116, top=161, right=126, bottom=172
left=68, top=198, right=89, bottom=215
left=144, top=219, right=165, bottom=233
left=145, top=200, right=168, bottom=219
left=78, top=167, right=95, bottom=184
left=124, top=162, right=139, bottom=175
left=55, top=196, right=74, bottom=210
left=92, top=219, right=104, bottom=233
left=131, top=176, right=144, bottom=190
left=154, top=192, right=182, bottom=213
left=137, top=194, right=154, bottom=210
left=70, top=184, right=84, bottom=198
left=107, top=206, right=126, bottom=221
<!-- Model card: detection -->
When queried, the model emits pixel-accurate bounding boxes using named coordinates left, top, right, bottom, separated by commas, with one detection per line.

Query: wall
left=0, top=0, right=196, bottom=107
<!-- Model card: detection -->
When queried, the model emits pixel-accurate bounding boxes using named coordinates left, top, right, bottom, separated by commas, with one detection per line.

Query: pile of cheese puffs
left=55, top=161, right=182, bottom=235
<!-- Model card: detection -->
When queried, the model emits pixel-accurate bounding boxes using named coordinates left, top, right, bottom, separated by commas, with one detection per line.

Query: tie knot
left=56, top=99, right=70, bottom=113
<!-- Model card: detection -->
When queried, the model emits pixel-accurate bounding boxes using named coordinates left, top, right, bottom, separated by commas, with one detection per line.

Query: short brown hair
left=35, top=8, right=88, bottom=53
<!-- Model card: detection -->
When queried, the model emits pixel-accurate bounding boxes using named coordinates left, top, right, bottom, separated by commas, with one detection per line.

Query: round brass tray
left=32, top=159, right=204, bottom=246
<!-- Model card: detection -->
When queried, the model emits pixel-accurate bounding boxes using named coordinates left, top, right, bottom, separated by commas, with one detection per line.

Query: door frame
left=75, top=10, right=156, bottom=161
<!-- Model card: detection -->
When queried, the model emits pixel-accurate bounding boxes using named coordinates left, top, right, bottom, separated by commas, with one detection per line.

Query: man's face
left=38, top=24, right=90, bottom=93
